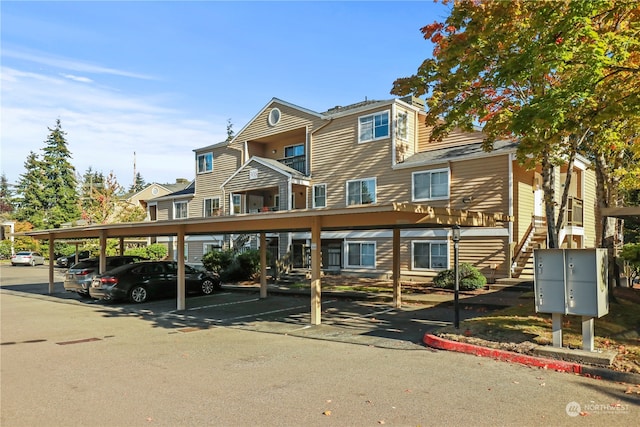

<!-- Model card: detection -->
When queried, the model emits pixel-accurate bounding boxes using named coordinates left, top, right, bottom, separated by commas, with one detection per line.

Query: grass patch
left=438, top=288, right=640, bottom=373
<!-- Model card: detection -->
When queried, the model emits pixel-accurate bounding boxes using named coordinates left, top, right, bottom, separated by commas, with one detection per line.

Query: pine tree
left=40, top=119, right=80, bottom=228
left=14, top=152, right=46, bottom=227
left=0, top=173, right=14, bottom=215
left=129, top=172, right=146, bottom=193
left=79, top=167, right=105, bottom=223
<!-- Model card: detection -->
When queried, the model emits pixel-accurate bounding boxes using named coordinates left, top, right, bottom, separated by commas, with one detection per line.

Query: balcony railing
left=566, top=197, right=583, bottom=227
left=280, top=155, right=306, bottom=174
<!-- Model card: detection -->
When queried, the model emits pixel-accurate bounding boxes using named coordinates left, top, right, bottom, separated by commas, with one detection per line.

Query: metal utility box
left=564, top=249, right=609, bottom=317
left=533, top=249, right=609, bottom=318
left=533, top=249, right=566, bottom=314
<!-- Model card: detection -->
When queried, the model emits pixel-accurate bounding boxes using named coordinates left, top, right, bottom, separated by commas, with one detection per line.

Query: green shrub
left=202, top=249, right=234, bottom=274
left=432, top=263, right=487, bottom=290
left=222, top=249, right=263, bottom=282
left=124, top=243, right=167, bottom=260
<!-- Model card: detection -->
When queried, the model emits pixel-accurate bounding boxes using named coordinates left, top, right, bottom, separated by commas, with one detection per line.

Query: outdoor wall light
left=462, top=196, right=473, bottom=203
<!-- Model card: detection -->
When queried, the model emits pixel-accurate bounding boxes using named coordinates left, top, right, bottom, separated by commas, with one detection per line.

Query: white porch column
left=310, top=216, right=322, bottom=325
left=177, top=226, right=186, bottom=311
left=260, top=232, right=267, bottom=299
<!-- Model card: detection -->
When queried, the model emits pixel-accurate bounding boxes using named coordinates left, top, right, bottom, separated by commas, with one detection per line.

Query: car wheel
left=76, top=291, right=91, bottom=299
left=129, top=286, right=148, bottom=303
left=30, top=260, right=36, bottom=266
left=201, top=279, right=216, bottom=295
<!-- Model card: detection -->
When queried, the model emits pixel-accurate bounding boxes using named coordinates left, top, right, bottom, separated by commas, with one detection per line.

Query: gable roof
left=221, top=156, right=309, bottom=188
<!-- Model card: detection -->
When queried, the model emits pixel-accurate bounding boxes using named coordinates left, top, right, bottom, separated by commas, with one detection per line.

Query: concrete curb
left=423, top=333, right=640, bottom=384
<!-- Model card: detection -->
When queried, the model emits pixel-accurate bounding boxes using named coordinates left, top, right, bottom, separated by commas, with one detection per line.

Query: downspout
left=508, top=153, right=514, bottom=278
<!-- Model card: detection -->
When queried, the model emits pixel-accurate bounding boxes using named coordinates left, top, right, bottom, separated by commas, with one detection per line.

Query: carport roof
left=21, top=202, right=512, bottom=240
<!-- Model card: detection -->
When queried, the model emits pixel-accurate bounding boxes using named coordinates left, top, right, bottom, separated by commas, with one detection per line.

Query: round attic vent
left=268, top=108, right=281, bottom=126
left=151, top=187, right=159, bottom=196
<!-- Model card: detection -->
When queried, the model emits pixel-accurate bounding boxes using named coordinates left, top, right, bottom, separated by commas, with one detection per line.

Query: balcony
left=280, top=155, right=306, bottom=174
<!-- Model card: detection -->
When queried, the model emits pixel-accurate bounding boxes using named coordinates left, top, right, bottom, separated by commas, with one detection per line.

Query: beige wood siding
left=224, top=162, right=289, bottom=193
left=156, top=200, right=172, bottom=221
left=191, top=147, right=242, bottom=218
left=449, top=155, right=509, bottom=213
left=513, top=164, right=535, bottom=245
left=582, top=168, right=597, bottom=247
left=311, top=106, right=394, bottom=208
left=232, top=102, right=324, bottom=151
left=417, top=123, right=485, bottom=153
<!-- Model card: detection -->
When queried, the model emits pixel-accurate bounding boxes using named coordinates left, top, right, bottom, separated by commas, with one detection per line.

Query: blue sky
left=1, top=1, right=447, bottom=188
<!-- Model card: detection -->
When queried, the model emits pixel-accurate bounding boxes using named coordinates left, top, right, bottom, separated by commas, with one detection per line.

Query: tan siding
left=449, top=155, right=510, bottom=213
left=458, top=236, right=509, bottom=278
left=191, top=147, right=242, bottom=218
left=583, top=168, right=597, bottom=247
left=417, top=121, right=484, bottom=153
left=513, top=164, right=535, bottom=245
left=224, top=162, right=289, bottom=193
left=311, top=106, right=393, bottom=208
left=156, top=200, right=172, bottom=221
left=232, top=102, right=324, bottom=150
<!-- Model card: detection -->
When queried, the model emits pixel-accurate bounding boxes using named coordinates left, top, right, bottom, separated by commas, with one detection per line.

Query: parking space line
left=174, top=297, right=262, bottom=312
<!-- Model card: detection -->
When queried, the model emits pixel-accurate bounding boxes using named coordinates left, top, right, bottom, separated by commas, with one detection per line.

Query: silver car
left=11, top=251, right=45, bottom=266
left=64, top=256, right=147, bottom=298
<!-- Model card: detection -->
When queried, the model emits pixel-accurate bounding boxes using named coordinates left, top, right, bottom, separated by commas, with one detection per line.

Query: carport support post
left=310, top=216, right=322, bottom=325
left=392, top=228, right=401, bottom=308
left=118, top=237, right=125, bottom=256
left=259, top=232, right=267, bottom=299
left=48, top=234, right=55, bottom=294
left=177, top=227, right=186, bottom=311
left=99, top=231, right=107, bottom=274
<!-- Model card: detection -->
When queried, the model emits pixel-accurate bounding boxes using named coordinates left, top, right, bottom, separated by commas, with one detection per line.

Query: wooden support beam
left=393, top=228, right=401, bottom=308
left=177, top=227, right=185, bottom=311
left=310, top=216, right=322, bottom=325
left=260, top=232, right=267, bottom=299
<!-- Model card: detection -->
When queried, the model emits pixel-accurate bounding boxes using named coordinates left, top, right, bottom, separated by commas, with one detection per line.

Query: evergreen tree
left=40, top=119, right=80, bottom=227
left=14, top=152, right=46, bottom=227
left=129, top=172, right=146, bottom=193
left=79, top=167, right=105, bottom=222
left=0, top=173, right=14, bottom=215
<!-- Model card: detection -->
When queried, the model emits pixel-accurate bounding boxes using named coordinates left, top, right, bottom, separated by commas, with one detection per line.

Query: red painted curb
left=423, top=333, right=583, bottom=374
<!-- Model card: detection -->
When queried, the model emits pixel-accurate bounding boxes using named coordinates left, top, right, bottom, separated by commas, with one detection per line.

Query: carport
left=22, top=202, right=510, bottom=325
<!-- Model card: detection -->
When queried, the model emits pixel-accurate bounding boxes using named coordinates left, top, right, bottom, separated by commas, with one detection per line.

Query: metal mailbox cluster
left=534, top=249, right=609, bottom=318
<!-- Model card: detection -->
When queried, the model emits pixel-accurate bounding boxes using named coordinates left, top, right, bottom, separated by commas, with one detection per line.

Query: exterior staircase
left=511, top=216, right=547, bottom=278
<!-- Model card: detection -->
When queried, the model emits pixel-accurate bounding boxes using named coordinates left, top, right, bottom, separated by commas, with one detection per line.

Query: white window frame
left=345, top=241, right=376, bottom=269
left=312, top=184, right=327, bottom=208
left=197, top=152, right=213, bottom=174
left=346, top=177, right=376, bottom=206
left=412, top=168, right=450, bottom=201
left=411, top=240, right=449, bottom=270
left=173, top=200, right=188, bottom=219
left=284, top=143, right=304, bottom=158
left=231, top=194, right=242, bottom=215
left=358, top=110, right=390, bottom=143
left=203, top=197, right=220, bottom=217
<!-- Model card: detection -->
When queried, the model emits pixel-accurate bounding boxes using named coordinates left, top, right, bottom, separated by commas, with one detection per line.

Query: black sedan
left=89, top=261, right=221, bottom=303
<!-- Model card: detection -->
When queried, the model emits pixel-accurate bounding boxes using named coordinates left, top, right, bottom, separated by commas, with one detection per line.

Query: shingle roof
left=401, top=140, right=518, bottom=166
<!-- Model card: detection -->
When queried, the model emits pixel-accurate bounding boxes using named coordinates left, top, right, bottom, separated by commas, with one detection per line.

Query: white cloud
left=61, top=74, right=93, bottom=83
left=0, top=66, right=226, bottom=187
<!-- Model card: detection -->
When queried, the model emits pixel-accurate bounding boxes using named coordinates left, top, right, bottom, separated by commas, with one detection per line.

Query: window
left=232, top=194, right=241, bottom=214
left=412, top=169, right=449, bottom=201
left=347, top=178, right=376, bottom=205
left=174, top=201, right=188, bottom=219
left=313, top=184, right=326, bottom=208
left=197, top=152, right=213, bottom=174
left=359, top=111, right=390, bottom=142
left=412, top=241, right=448, bottom=270
left=282, top=144, right=306, bottom=173
left=346, top=242, right=376, bottom=268
left=268, top=108, right=281, bottom=126
left=203, top=197, right=220, bottom=217
left=396, top=111, right=408, bottom=141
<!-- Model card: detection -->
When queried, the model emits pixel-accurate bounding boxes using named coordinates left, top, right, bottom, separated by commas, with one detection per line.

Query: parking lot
left=0, top=264, right=484, bottom=350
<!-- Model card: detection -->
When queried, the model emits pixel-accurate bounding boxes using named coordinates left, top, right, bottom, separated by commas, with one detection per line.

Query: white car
left=11, top=251, right=46, bottom=266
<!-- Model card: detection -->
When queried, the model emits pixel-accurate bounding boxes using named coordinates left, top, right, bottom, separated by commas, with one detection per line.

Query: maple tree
left=392, top=0, right=640, bottom=283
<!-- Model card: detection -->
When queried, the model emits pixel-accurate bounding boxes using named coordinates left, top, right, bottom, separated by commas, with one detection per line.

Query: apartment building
left=152, top=96, right=597, bottom=281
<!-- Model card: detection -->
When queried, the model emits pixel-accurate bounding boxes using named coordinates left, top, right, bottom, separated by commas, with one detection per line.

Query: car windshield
left=70, top=259, right=99, bottom=269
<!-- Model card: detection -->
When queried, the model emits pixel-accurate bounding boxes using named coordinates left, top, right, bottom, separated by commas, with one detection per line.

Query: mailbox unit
left=534, top=248, right=608, bottom=318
